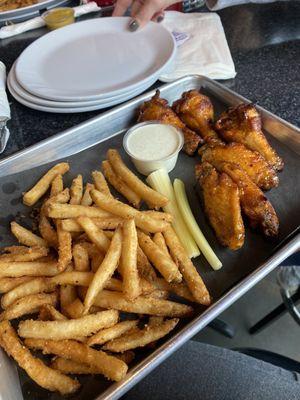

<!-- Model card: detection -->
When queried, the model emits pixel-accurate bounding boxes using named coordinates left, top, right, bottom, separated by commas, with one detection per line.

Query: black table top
left=0, top=1, right=299, bottom=160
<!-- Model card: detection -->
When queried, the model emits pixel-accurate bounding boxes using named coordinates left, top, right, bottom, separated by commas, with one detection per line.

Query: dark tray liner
left=0, top=92, right=299, bottom=400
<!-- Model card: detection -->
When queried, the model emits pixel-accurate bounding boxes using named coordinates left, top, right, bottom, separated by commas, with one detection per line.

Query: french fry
left=1, top=277, right=55, bottom=309
left=2, top=245, right=29, bottom=254
left=91, top=290, right=193, bottom=317
left=91, top=190, right=169, bottom=233
left=43, top=188, right=70, bottom=209
left=0, top=246, right=48, bottom=262
left=153, top=232, right=171, bottom=258
left=83, top=228, right=122, bottom=314
left=145, top=289, right=169, bottom=299
left=155, top=278, right=195, bottom=302
left=23, top=162, right=70, bottom=206
left=50, top=174, right=64, bottom=197
left=92, top=170, right=112, bottom=197
left=45, top=203, right=113, bottom=219
left=81, top=183, right=94, bottom=206
left=137, top=231, right=182, bottom=283
left=143, top=210, right=173, bottom=222
left=60, top=284, right=77, bottom=313
left=0, top=321, right=80, bottom=394
left=77, top=216, right=111, bottom=252
left=0, top=261, right=59, bottom=278
left=0, top=292, right=57, bottom=321
left=79, top=242, right=101, bottom=258
left=0, top=276, right=33, bottom=293
left=19, top=309, right=119, bottom=340
left=39, top=216, right=58, bottom=247
left=91, top=252, right=105, bottom=272
left=163, top=226, right=211, bottom=305
left=63, top=298, right=85, bottom=319
left=11, top=221, right=47, bottom=248
left=148, top=316, right=164, bottom=326
left=120, top=219, right=141, bottom=301
left=50, top=271, right=93, bottom=286
left=25, top=338, right=128, bottom=382
left=61, top=217, right=123, bottom=232
left=103, top=318, right=179, bottom=352
left=73, top=243, right=90, bottom=271
left=137, top=246, right=157, bottom=282
left=102, top=160, right=141, bottom=207
left=107, top=149, right=168, bottom=208
left=39, top=304, right=67, bottom=321
left=70, top=175, right=83, bottom=205
left=87, top=320, right=138, bottom=347
left=57, top=221, right=72, bottom=271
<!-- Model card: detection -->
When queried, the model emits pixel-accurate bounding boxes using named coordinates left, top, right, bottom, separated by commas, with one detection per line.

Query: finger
left=130, top=0, right=144, bottom=17
left=151, top=10, right=165, bottom=22
left=112, top=0, right=133, bottom=16
left=132, top=0, right=164, bottom=28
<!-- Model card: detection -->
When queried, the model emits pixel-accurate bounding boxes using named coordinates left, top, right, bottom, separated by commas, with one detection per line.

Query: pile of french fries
left=0, top=149, right=210, bottom=395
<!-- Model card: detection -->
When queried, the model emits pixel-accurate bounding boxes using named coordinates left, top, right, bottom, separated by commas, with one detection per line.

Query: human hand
left=113, top=0, right=177, bottom=31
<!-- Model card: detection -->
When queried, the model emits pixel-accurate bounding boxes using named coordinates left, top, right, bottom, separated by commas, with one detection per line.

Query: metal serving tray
left=0, top=75, right=299, bottom=400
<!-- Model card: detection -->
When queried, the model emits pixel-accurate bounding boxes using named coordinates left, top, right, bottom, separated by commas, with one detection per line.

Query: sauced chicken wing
left=214, top=162, right=279, bottom=237
left=200, top=142, right=279, bottom=190
left=215, top=103, right=284, bottom=171
left=172, top=90, right=222, bottom=144
left=138, top=91, right=203, bottom=156
left=195, top=162, right=245, bottom=250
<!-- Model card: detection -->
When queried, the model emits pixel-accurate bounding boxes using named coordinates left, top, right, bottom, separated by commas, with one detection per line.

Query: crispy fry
left=137, top=231, right=182, bottom=283
left=137, top=246, right=157, bottom=282
left=45, top=203, right=113, bottom=219
left=11, top=221, right=47, bottom=248
left=61, top=217, right=123, bottom=232
left=43, top=188, right=70, bottom=209
left=103, top=318, right=178, bottom=352
left=102, top=160, right=141, bottom=207
left=1, top=277, right=55, bottom=309
left=0, top=261, right=59, bottom=278
left=0, top=321, right=79, bottom=394
left=83, top=228, right=122, bottom=314
left=57, top=221, right=72, bottom=271
left=143, top=210, right=173, bottom=222
left=73, top=243, right=90, bottom=271
left=153, top=232, right=171, bottom=258
left=19, top=309, right=119, bottom=340
left=91, top=190, right=168, bottom=233
left=0, top=276, right=33, bottom=293
left=107, top=149, right=168, bottom=207
left=155, top=278, right=195, bottom=302
left=91, top=252, right=105, bottom=272
left=121, top=219, right=141, bottom=301
left=39, top=304, right=67, bottom=321
left=92, top=170, right=112, bottom=197
left=50, top=174, right=64, bottom=197
left=91, top=290, right=193, bottom=317
left=77, top=216, right=111, bottom=252
left=0, top=292, right=57, bottom=321
left=0, top=246, right=48, bottom=262
left=163, top=226, right=210, bottom=305
left=87, top=320, right=138, bottom=347
left=60, top=284, right=77, bottom=312
left=145, top=289, right=169, bottom=299
left=148, top=316, right=164, bottom=326
left=63, top=298, right=85, bottom=319
left=2, top=245, right=29, bottom=254
left=81, top=183, right=95, bottom=206
left=50, top=271, right=92, bottom=286
left=70, top=175, right=83, bottom=205
left=25, top=338, right=128, bottom=381
left=23, top=163, right=70, bottom=206
left=39, top=216, right=58, bottom=247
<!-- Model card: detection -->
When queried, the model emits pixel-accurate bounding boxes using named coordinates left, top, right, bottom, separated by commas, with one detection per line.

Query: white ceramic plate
left=8, top=74, right=155, bottom=113
left=15, top=17, right=176, bottom=102
left=9, top=62, right=156, bottom=108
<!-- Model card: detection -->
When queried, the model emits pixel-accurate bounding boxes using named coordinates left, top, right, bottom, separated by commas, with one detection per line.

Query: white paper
left=206, top=0, right=282, bottom=10
left=0, top=2, right=100, bottom=39
left=160, top=11, right=236, bottom=81
left=0, top=62, right=10, bottom=120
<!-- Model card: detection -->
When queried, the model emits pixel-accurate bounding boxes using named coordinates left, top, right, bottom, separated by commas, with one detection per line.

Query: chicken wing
left=195, top=162, right=245, bottom=250
left=138, top=91, right=203, bottom=156
left=214, top=162, right=279, bottom=237
left=200, top=142, right=279, bottom=190
left=173, top=90, right=222, bottom=144
left=215, top=103, right=284, bottom=171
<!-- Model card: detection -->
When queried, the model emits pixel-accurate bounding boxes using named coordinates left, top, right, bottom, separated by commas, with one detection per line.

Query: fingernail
left=157, top=15, right=164, bottom=23
left=129, top=19, right=139, bottom=32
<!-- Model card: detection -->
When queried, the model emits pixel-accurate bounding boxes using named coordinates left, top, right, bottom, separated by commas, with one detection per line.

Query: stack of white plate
left=8, top=17, right=176, bottom=113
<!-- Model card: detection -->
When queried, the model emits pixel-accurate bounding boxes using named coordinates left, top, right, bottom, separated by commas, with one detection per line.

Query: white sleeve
left=206, top=0, right=279, bottom=10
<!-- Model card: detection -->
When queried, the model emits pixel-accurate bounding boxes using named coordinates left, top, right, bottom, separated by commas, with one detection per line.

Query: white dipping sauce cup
left=123, top=121, right=184, bottom=176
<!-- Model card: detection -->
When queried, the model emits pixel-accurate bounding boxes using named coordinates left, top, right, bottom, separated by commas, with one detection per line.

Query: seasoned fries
left=23, top=162, right=69, bottom=206
left=107, top=149, right=168, bottom=207
left=19, top=310, right=119, bottom=340
left=0, top=321, right=80, bottom=394
left=0, top=147, right=211, bottom=395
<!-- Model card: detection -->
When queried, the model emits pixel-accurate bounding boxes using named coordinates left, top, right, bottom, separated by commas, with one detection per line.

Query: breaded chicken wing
left=173, top=90, right=222, bottom=144
left=214, top=162, right=279, bottom=237
left=138, top=91, right=203, bottom=156
left=195, top=162, right=245, bottom=250
left=200, top=142, right=279, bottom=190
left=215, top=103, right=284, bottom=171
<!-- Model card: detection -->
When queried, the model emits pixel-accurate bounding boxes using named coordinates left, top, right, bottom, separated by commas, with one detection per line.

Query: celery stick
left=146, top=169, right=200, bottom=259
left=174, top=178, right=222, bottom=270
